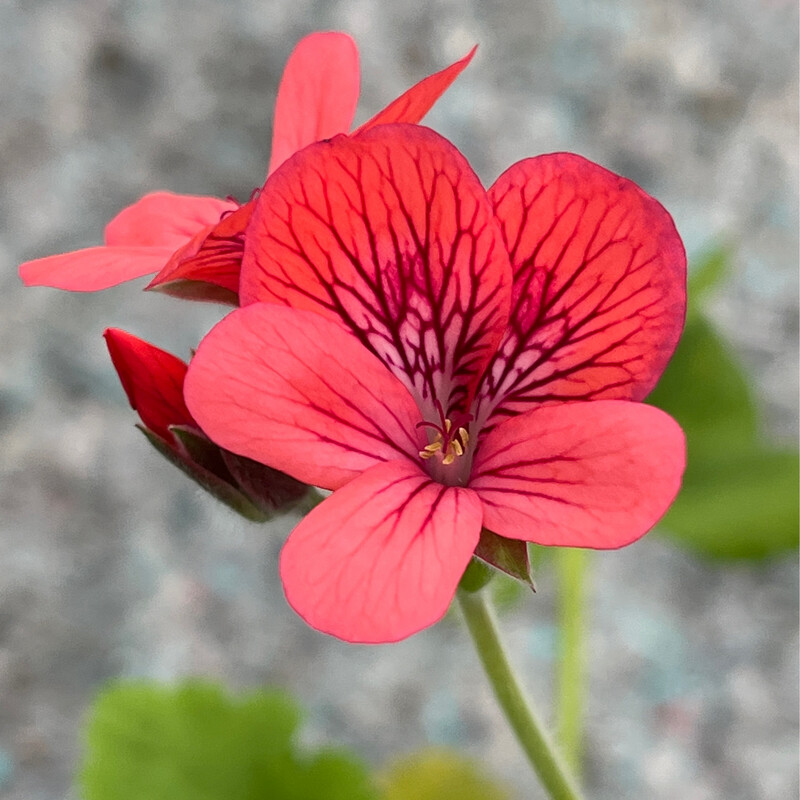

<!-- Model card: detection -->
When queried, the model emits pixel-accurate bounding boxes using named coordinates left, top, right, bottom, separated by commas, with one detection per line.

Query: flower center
left=417, top=400, right=472, bottom=466
left=419, top=418, right=470, bottom=465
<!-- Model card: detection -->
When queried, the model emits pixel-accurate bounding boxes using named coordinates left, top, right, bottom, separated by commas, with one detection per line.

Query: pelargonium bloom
left=19, top=32, right=474, bottom=304
left=185, top=124, right=686, bottom=643
left=19, top=33, right=473, bottom=512
left=105, top=328, right=308, bottom=520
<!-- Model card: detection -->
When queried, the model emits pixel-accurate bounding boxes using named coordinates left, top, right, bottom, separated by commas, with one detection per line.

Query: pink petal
left=470, top=400, right=685, bottom=548
left=267, top=32, right=360, bottom=176
left=19, top=246, right=175, bottom=291
left=242, top=124, right=512, bottom=420
left=476, top=154, right=686, bottom=426
left=104, top=192, right=235, bottom=248
left=184, top=302, right=424, bottom=491
left=356, top=46, right=477, bottom=132
left=104, top=328, right=193, bottom=442
left=280, top=459, right=483, bottom=642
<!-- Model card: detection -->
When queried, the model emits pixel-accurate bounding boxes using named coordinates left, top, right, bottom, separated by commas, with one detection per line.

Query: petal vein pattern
left=184, top=303, right=424, bottom=491
left=280, top=460, right=483, bottom=642
left=470, top=401, right=685, bottom=548
left=147, top=199, right=256, bottom=300
left=477, top=153, right=686, bottom=426
left=241, top=124, right=512, bottom=420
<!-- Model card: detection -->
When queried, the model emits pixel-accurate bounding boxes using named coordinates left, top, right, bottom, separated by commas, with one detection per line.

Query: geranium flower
left=105, top=328, right=308, bottom=520
left=19, top=32, right=474, bottom=304
left=184, top=124, right=687, bottom=643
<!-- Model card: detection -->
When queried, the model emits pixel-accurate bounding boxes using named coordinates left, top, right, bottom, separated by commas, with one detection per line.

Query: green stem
left=555, top=547, right=589, bottom=776
left=457, top=588, right=583, bottom=800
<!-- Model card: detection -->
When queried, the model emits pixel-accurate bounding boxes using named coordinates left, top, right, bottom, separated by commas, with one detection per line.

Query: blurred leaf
left=380, top=749, right=511, bottom=800
left=81, top=681, right=377, bottom=800
left=649, top=248, right=798, bottom=559
left=660, top=447, right=799, bottom=559
left=491, top=572, right=527, bottom=611
left=687, top=245, right=731, bottom=310
left=648, top=316, right=758, bottom=455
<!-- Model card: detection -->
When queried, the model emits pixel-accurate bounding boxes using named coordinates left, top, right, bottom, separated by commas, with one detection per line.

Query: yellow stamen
left=418, top=417, right=470, bottom=466
left=419, top=436, right=442, bottom=460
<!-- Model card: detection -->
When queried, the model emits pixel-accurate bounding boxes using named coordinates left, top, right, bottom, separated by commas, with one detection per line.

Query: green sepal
left=170, top=424, right=236, bottom=479
left=221, top=449, right=309, bottom=515
left=146, top=278, right=239, bottom=306
left=474, top=528, right=535, bottom=590
left=138, top=426, right=269, bottom=522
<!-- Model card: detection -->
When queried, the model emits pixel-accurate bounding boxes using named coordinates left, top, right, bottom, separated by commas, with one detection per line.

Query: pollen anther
left=417, top=409, right=471, bottom=466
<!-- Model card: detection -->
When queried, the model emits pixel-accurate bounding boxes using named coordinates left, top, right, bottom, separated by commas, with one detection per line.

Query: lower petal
left=470, top=400, right=685, bottom=548
left=280, top=460, right=483, bottom=643
left=184, top=303, right=425, bottom=491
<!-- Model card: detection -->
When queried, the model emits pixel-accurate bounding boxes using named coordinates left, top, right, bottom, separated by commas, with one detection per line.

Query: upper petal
left=19, top=246, right=175, bottom=291
left=469, top=400, right=685, bottom=548
left=184, top=302, right=424, bottom=491
left=476, top=154, right=686, bottom=426
left=356, top=46, right=476, bottom=132
left=267, top=32, right=360, bottom=176
left=20, top=192, right=236, bottom=292
left=280, top=459, right=483, bottom=643
left=242, top=124, right=512, bottom=420
left=104, top=192, right=235, bottom=248
left=104, top=328, right=193, bottom=442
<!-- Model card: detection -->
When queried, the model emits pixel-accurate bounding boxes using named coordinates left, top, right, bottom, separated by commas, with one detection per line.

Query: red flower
left=184, top=125, right=687, bottom=643
left=104, top=328, right=308, bottom=519
left=19, top=32, right=474, bottom=303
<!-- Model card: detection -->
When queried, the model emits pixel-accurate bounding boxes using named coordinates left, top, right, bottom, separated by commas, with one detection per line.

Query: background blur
left=1, top=0, right=797, bottom=798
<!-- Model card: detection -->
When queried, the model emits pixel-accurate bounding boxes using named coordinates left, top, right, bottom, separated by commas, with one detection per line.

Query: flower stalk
left=456, top=587, right=584, bottom=800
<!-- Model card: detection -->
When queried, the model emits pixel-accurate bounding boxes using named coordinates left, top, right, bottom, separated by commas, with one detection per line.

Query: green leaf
left=648, top=316, right=758, bottom=456
left=380, top=749, right=511, bottom=800
left=81, top=681, right=377, bottom=800
left=659, top=447, right=799, bottom=560
left=687, top=244, right=731, bottom=310
left=648, top=247, right=798, bottom=560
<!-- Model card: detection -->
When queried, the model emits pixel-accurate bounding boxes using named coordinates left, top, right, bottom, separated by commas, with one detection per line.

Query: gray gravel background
left=1, top=1, right=797, bottom=798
